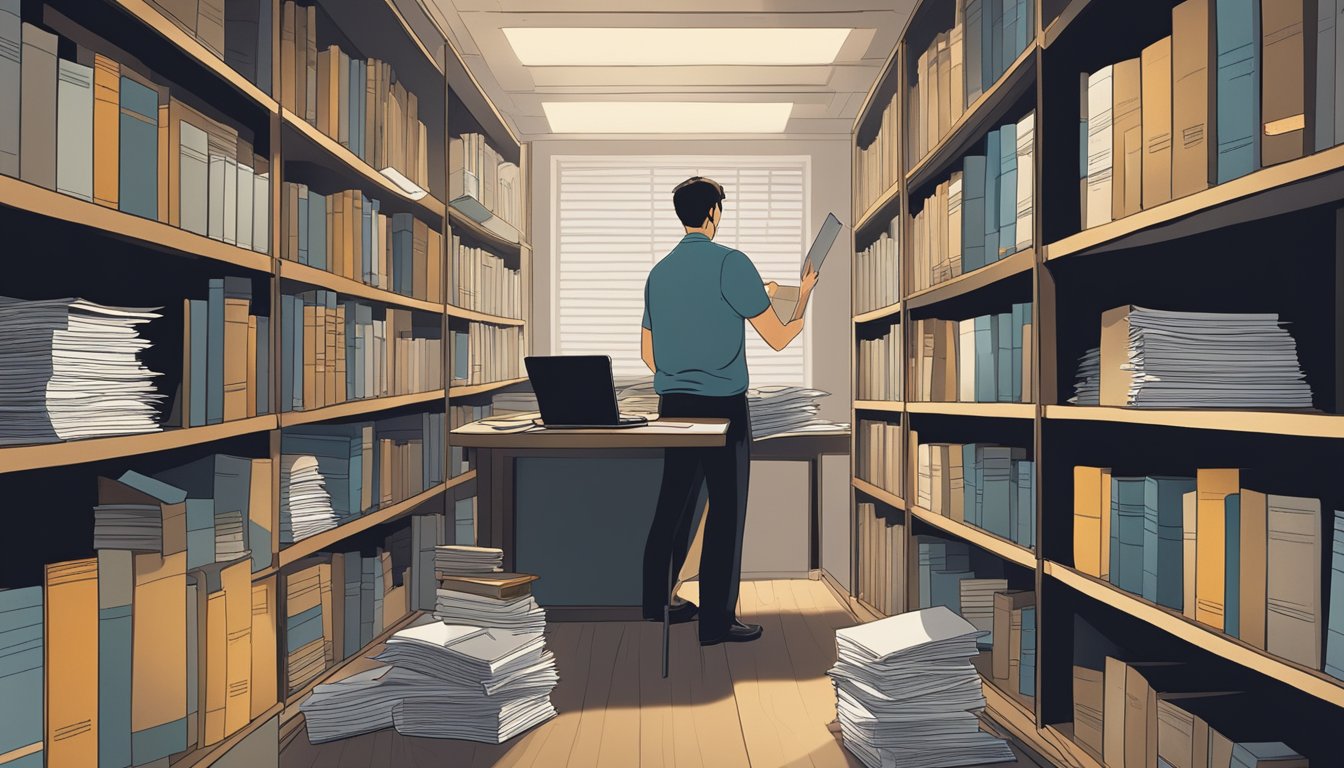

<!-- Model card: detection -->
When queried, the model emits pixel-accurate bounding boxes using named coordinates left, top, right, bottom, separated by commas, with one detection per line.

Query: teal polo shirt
left=641, top=232, right=772, bottom=397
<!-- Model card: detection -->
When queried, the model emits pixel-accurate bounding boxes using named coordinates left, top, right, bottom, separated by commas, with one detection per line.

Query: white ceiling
left=418, top=0, right=916, bottom=141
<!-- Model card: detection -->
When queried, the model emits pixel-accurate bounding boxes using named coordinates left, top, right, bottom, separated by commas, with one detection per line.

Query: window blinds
left=554, top=156, right=809, bottom=385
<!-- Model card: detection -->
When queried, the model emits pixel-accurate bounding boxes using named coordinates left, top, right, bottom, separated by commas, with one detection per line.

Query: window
left=553, top=156, right=809, bottom=385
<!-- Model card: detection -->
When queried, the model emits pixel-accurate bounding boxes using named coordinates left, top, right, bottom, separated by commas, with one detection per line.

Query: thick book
left=1143, top=476, right=1195, bottom=610
left=221, top=559, right=252, bottom=735
left=178, top=118, right=210, bottom=236
left=118, top=75, right=159, bottom=219
left=0, top=586, right=45, bottom=767
left=983, top=129, right=1001, bottom=264
left=997, top=122, right=1017, bottom=257
left=1172, top=0, right=1213, bottom=199
left=1265, top=494, right=1321, bottom=668
left=132, top=549, right=189, bottom=762
left=991, top=590, right=1034, bottom=681
left=196, top=0, right=225, bottom=59
left=1111, top=476, right=1146, bottom=595
left=1073, top=666, right=1104, bottom=759
left=1239, top=489, right=1269, bottom=647
left=1195, top=469, right=1240, bottom=630
left=0, top=0, right=19, bottom=176
left=1316, top=0, right=1338, bottom=151
left=1215, top=0, right=1261, bottom=182
left=249, top=581, right=277, bottom=718
left=19, top=23, right=58, bottom=189
left=341, top=551, right=362, bottom=659
left=1086, top=66, right=1115, bottom=228
left=222, top=277, right=251, bottom=421
left=1259, top=0, right=1308, bottom=166
left=1141, top=37, right=1173, bottom=209
left=1074, top=466, right=1113, bottom=578
left=45, top=558, right=100, bottom=767
left=97, top=550, right=133, bottom=768
left=1224, top=493, right=1241, bottom=637
left=56, top=59, right=94, bottom=201
left=1111, top=58, right=1142, bottom=220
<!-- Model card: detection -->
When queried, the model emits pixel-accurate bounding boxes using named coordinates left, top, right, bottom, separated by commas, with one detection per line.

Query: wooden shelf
left=282, top=610, right=424, bottom=712
left=251, top=565, right=279, bottom=582
left=278, top=391, right=445, bottom=428
left=905, top=44, right=1037, bottom=192
left=854, top=183, right=902, bottom=232
left=445, top=304, right=526, bottom=326
left=1042, top=724, right=1105, bottom=768
left=278, top=260, right=443, bottom=313
left=0, top=174, right=273, bottom=272
left=448, top=205, right=524, bottom=252
left=111, top=0, right=278, bottom=113
left=854, top=400, right=906, bottom=413
left=905, top=401, right=1036, bottom=419
left=0, top=416, right=276, bottom=475
left=851, top=477, right=906, bottom=510
left=278, top=480, right=463, bottom=566
left=449, top=377, right=528, bottom=399
left=1044, top=561, right=1344, bottom=708
left=1042, top=0, right=1092, bottom=49
left=281, top=109, right=447, bottom=219
left=910, top=505, right=1036, bottom=569
left=853, top=302, right=902, bottom=324
left=169, top=702, right=283, bottom=768
left=1044, top=144, right=1344, bottom=262
left=903, top=248, right=1035, bottom=310
left=1044, top=405, right=1344, bottom=438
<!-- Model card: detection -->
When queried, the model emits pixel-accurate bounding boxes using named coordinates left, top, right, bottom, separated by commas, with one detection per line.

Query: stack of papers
left=1120, top=308, right=1313, bottom=408
left=1069, top=347, right=1101, bottom=406
left=491, top=392, right=539, bottom=414
left=829, top=607, right=1014, bottom=768
left=0, top=297, right=163, bottom=444
left=434, top=590, right=546, bottom=634
left=279, top=454, right=339, bottom=544
left=436, top=545, right=503, bottom=574
left=615, top=378, right=849, bottom=438
left=614, top=378, right=660, bottom=416
left=92, top=503, right=166, bottom=551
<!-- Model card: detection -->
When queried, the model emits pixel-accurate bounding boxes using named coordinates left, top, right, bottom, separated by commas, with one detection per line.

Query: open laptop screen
left=524, top=355, right=623, bottom=426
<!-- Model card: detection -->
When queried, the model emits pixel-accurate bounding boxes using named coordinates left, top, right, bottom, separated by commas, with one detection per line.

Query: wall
left=526, top=137, right=853, bottom=581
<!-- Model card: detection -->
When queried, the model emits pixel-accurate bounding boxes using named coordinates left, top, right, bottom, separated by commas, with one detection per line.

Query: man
left=640, top=176, right=818, bottom=645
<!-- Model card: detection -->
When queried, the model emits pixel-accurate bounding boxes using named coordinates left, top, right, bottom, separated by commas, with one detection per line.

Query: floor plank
left=637, top=619, right=676, bottom=768
left=567, top=623, right=625, bottom=766
left=667, top=621, right=706, bottom=768
left=596, top=624, right=642, bottom=768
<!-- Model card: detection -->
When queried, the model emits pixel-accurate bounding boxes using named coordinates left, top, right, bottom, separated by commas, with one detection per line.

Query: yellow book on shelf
left=1140, top=36, right=1173, bottom=209
left=222, top=559, right=252, bottom=737
left=131, top=551, right=187, bottom=762
left=45, top=558, right=99, bottom=768
left=249, top=581, right=278, bottom=719
left=1103, top=657, right=1126, bottom=768
left=223, top=296, right=249, bottom=421
left=1195, top=468, right=1239, bottom=630
left=1073, top=466, right=1112, bottom=578
left=91, top=54, right=120, bottom=210
left=200, top=589, right=226, bottom=746
left=1239, top=488, right=1268, bottom=648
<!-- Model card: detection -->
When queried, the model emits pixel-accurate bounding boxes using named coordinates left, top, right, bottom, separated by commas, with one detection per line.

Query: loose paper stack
left=0, top=297, right=163, bottom=444
left=92, top=503, right=167, bottom=551
left=436, top=545, right=504, bottom=574
left=1069, top=346, right=1101, bottom=406
left=434, top=590, right=546, bottom=634
left=614, top=378, right=848, bottom=438
left=279, top=454, right=339, bottom=544
left=829, top=607, right=1014, bottom=768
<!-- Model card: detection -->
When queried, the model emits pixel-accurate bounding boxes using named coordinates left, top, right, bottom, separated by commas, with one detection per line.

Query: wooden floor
left=280, top=579, right=1046, bottom=768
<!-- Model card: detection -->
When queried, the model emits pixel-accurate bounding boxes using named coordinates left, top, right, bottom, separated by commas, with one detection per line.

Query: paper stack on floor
left=0, top=297, right=163, bottom=444
left=829, top=606, right=1014, bottom=768
left=279, top=454, right=340, bottom=543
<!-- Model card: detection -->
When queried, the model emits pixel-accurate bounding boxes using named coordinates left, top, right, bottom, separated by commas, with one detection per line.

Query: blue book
left=309, top=192, right=327, bottom=270
left=188, top=299, right=208, bottom=427
left=965, top=0, right=984, bottom=102
left=207, top=279, right=225, bottom=424
left=1229, top=742, right=1306, bottom=768
left=368, top=198, right=380, bottom=284
left=1016, top=460, right=1034, bottom=548
left=185, top=498, right=216, bottom=570
left=996, top=312, right=1013, bottom=402
left=297, top=188, right=309, bottom=265
left=341, top=551, right=362, bottom=658
left=1327, top=511, right=1344, bottom=680
left=1019, top=605, right=1037, bottom=697
left=454, top=331, right=470, bottom=382
left=1225, top=492, right=1241, bottom=638
left=981, top=447, right=1014, bottom=538
left=1143, top=476, right=1195, bottom=610
left=118, top=76, right=158, bottom=219
left=1111, top=477, right=1146, bottom=595
left=286, top=604, right=324, bottom=653
left=983, top=129, right=1001, bottom=264
left=974, top=315, right=996, bottom=402
left=1001, top=0, right=1019, bottom=77
left=455, top=497, right=475, bottom=547
left=961, top=156, right=987, bottom=272
left=1011, top=303, right=1025, bottom=402
left=362, top=194, right=373, bottom=285
left=1215, top=0, right=1261, bottom=182
left=984, top=0, right=1000, bottom=87
left=930, top=569, right=973, bottom=613
left=963, top=443, right=980, bottom=528
left=360, top=557, right=377, bottom=646
left=0, top=586, right=43, bottom=768
left=998, top=121, right=1017, bottom=258
left=256, top=315, right=269, bottom=415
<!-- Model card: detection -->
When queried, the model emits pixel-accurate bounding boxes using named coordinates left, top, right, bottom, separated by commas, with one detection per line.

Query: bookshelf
left=0, top=0, right=530, bottom=765
left=848, top=0, right=1344, bottom=763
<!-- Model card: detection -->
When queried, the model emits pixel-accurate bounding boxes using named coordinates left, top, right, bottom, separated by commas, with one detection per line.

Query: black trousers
left=641, top=392, right=752, bottom=639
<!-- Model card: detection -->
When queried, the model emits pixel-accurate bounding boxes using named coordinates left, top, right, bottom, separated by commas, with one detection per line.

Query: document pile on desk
left=300, top=546, right=558, bottom=744
left=828, top=606, right=1013, bottom=768
left=615, top=378, right=849, bottom=438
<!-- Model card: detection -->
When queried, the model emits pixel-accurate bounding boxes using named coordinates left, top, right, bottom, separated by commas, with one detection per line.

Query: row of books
left=179, top=277, right=271, bottom=428
left=279, top=1, right=431, bottom=191
left=278, top=292, right=443, bottom=413
left=914, top=435, right=1036, bottom=550
left=451, top=237, right=523, bottom=319
left=450, top=133, right=523, bottom=229
left=853, top=220, right=900, bottom=314
left=856, top=501, right=904, bottom=616
left=910, top=305, right=1033, bottom=404
left=0, top=14, right=271, bottom=252
left=1081, top=0, right=1342, bottom=232
left=1072, top=467, right=1332, bottom=672
left=281, top=181, right=445, bottom=303
left=857, top=419, right=903, bottom=499
left=1071, top=659, right=1308, bottom=767
left=857, top=327, right=902, bottom=401
left=855, top=95, right=899, bottom=215
left=449, top=404, right=492, bottom=478
left=146, top=0, right=271, bottom=93
left=909, top=112, right=1034, bottom=294
left=450, top=324, right=525, bottom=387
left=907, top=0, right=1035, bottom=165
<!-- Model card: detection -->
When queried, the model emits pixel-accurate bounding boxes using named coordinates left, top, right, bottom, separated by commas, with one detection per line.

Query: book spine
left=0, top=0, right=19, bottom=176
left=19, top=24, right=58, bottom=189
left=56, top=60, right=94, bottom=201
left=1215, top=0, right=1261, bottom=182
left=118, top=77, right=159, bottom=219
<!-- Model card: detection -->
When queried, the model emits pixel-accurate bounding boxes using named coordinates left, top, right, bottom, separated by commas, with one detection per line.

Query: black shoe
left=699, top=621, right=763, bottom=646
left=644, top=599, right=698, bottom=624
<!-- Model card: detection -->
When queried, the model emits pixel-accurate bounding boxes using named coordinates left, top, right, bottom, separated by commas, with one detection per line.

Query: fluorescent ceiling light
left=503, top=28, right=850, bottom=66
left=543, top=102, right=793, bottom=134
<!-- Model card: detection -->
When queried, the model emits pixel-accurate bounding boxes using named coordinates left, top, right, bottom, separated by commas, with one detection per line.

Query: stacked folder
left=828, top=607, right=1014, bottom=768
left=279, top=454, right=339, bottom=544
left=0, top=297, right=163, bottom=444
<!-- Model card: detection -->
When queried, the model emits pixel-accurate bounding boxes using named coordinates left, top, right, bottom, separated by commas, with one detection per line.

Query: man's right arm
left=748, top=263, right=818, bottom=350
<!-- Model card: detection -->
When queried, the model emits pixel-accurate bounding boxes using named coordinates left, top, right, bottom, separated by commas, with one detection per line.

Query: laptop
left=769, top=212, right=844, bottom=322
left=524, top=355, right=649, bottom=429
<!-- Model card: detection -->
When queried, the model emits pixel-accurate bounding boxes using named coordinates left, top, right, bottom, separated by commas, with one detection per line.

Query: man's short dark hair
left=672, top=177, right=726, bottom=228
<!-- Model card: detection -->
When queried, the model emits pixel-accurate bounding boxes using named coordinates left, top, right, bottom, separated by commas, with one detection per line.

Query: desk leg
left=809, top=456, right=821, bottom=571
left=476, top=449, right=517, bottom=571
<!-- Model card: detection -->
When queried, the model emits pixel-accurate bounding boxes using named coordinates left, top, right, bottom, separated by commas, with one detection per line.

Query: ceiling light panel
left=542, top=102, right=794, bottom=133
left=503, top=27, right=851, bottom=66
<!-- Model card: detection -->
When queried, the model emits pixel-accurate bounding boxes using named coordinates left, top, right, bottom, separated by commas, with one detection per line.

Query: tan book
left=1266, top=494, right=1321, bottom=668
left=1171, top=0, right=1212, bottom=199
left=438, top=572, right=538, bottom=601
left=1182, top=490, right=1198, bottom=620
left=1141, top=37, right=1173, bottom=209
left=293, top=2, right=307, bottom=120
left=385, top=583, right=408, bottom=628
left=1260, top=0, right=1308, bottom=166
left=132, top=550, right=188, bottom=756
left=316, top=47, right=332, bottom=134
left=324, top=45, right=342, bottom=138
left=992, top=590, right=1034, bottom=681
left=1074, top=466, right=1112, bottom=577
left=280, top=1, right=295, bottom=112
left=1123, top=663, right=1151, bottom=768
left=1195, top=469, right=1240, bottom=630
left=1099, top=305, right=1134, bottom=407
left=335, top=305, right=348, bottom=405
left=1111, top=58, right=1142, bottom=220
left=249, top=580, right=277, bottom=719
left=329, top=554, right=346, bottom=664
left=45, top=558, right=99, bottom=768
left=92, top=55, right=120, bottom=210
left=1123, top=125, right=1142, bottom=217
left=949, top=447, right=965, bottom=523
left=1208, top=726, right=1235, bottom=767
left=318, top=563, right=334, bottom=665
left=1072, top=666, right=1105, bottom=759
left=223, top=296, right=249, bottom=421
left=200, top=589, right=227, bottom=745
left=1239, top=488, right=1268, bottom=648
left=222, top=559, right=252, bottom=736
left=1103, top=657, right=1127, bottom=767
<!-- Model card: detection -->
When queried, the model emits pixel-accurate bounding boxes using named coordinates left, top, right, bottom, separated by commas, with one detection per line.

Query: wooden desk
left=450, top=418, right=729, bottom=449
